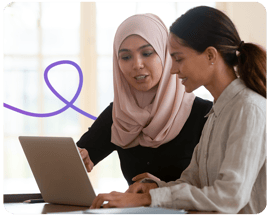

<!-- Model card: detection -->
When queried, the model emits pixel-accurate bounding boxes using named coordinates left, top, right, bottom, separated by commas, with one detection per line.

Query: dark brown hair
left=170, top=6, right=266, bottom=98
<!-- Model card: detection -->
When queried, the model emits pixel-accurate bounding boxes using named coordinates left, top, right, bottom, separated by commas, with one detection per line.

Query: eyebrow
left=118, top=44, right=152, bottom=54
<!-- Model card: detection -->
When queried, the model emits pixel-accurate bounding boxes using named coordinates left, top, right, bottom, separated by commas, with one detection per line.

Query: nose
left=133, top=56, right=144, bottom=70
left=170, top=61, right=179, bottom=74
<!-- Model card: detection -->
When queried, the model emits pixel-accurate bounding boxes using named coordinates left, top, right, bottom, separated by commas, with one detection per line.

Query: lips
left=179, top=77, right=187, bottom=84
left=135, top=75, right=148, bottom=80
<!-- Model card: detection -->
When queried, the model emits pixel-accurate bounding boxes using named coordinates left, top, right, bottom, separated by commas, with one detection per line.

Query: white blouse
left=148, top=79, right=266, bottom=214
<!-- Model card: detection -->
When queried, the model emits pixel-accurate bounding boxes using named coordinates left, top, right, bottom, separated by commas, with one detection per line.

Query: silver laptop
left=18, top=136, right=96, bottom=207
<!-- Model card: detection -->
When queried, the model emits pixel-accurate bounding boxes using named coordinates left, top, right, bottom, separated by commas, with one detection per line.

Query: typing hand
left=90, top=191, right=151, bottom=209
left=126, top=182, right=158, bottom=194
left=78, top=147, right=94, bottom=172
left=132, top=172, right=161, bottom=182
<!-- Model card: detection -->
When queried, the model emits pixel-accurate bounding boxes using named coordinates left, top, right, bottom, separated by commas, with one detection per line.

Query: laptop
left=18, top=136, right=96, bottom=207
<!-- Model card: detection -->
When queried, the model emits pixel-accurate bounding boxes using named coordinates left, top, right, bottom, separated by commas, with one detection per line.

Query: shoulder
left=193, top=96, right=213, bottom=107
left=109, top=102, right=113, bottom=110
left=184, top=97, right=213, bottom=126
left=222, top=88, right=266, bottom=130
left=103, top=102, right=113, bottom=113
left=93, top=102, right=113, bottom=125
left=232, top=88, right=266, bottom=115
left=191, top=96, right=213, bottom=115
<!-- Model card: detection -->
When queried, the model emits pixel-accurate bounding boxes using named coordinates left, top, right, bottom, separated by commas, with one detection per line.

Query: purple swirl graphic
left=3, top=60, right=97, bottom=120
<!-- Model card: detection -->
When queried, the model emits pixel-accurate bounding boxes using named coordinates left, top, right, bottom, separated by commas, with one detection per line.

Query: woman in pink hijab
left=77, top=14, right=212, bottom=185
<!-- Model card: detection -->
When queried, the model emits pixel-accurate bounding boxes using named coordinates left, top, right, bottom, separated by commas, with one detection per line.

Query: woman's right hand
left=78, top=147, right=94, bottom=172
left=126, top=182, right=158, bottom=194
left=132, top=172, right=161, bottom=183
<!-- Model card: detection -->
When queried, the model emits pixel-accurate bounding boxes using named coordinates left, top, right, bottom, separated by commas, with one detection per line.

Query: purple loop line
left=3, top=60, right=97, bottom=120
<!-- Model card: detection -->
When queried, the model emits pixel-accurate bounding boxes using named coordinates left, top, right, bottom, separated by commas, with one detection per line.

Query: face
left=118, top=35, right=163, bottom=92
left=168, top=33, right=212, bottom=93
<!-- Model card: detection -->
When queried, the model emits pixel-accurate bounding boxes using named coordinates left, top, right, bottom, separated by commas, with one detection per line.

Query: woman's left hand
left=90, top=191, right=151, bottom=209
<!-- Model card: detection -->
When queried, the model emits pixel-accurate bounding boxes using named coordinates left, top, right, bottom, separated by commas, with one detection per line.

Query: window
left=3, top=2, right=81, bottom=194
left=3, top=2, right=215, bottom=195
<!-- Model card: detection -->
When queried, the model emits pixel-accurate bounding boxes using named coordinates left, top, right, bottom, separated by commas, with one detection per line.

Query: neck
left=205, top=66, right=237, bottom=102
left=130, top=85, right=158, bottom=108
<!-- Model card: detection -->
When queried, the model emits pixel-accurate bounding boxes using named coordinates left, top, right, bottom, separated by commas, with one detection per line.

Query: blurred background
left=3, top=1, right=266, bottom=194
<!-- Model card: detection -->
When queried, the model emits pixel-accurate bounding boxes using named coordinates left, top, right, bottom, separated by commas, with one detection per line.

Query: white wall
left=216, top=2, right=266, bottom=48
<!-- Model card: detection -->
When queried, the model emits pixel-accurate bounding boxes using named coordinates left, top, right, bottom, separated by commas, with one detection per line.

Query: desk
left=4, top=202, right=88, bottom=214
left=4, top=202, right=218, bottom=214
left=3, top=193, right=218, bottom=214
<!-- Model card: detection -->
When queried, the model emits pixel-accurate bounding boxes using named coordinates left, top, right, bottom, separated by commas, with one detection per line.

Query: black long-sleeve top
left=77, top=96, right=212, bottom=185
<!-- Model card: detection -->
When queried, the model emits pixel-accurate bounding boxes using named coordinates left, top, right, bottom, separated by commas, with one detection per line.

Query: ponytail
left=237, top=43, right=266, bottom=98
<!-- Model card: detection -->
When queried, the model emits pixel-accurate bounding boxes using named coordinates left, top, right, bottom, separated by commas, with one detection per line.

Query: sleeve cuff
left=149, top=187, right=173, bottom=208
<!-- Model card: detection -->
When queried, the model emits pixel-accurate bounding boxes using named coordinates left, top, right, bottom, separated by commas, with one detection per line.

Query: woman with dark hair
left=90, top=6, right=266, bottom=214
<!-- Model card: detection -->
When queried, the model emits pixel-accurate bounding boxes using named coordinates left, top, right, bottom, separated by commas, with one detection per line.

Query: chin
left=184, top=87, right=193, bottom=93
left=133, top=84, right=154, bottom=92
left=138, top=87, right=152, bottom=92
left=184, top=84, right=200, bottom=93
left=133, top=86, right=149, bottom=92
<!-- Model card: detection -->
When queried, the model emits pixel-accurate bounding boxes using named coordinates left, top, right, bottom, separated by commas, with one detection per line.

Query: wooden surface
left=4, top=202, right=219, bottom=214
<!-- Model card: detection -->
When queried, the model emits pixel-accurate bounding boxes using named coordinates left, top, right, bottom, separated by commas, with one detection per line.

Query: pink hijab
left=111, top=14, right=195, bottom=149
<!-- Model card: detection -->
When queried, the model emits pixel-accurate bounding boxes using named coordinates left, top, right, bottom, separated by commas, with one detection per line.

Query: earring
left=211, top=63, right=214, bottom=65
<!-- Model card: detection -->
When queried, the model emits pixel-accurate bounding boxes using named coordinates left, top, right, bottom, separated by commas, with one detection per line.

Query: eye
left=143, top=51, right=153, bottom=57
left=175, top=57, right=183, bottom=63
left=120, top=55, right=131, bottom=61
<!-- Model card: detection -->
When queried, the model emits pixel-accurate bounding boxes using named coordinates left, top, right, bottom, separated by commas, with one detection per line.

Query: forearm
left=149, top=182, right=240, bottom=213
left=77, top=103, right=115, bottom=164
left=149, top=138, right=266, bottom=213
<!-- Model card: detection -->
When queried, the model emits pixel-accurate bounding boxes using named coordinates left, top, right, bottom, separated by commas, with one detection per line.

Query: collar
left=205, top=78, right=247, bottom=118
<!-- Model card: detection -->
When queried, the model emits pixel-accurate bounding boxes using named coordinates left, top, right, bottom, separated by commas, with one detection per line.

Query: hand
left=126, top=182, right=158, bottom=193
left=90, top=191, right=151, bottom=209
left=132, top=172, right=161, bottom=182
left=78, top=147, right=94, bottom=172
